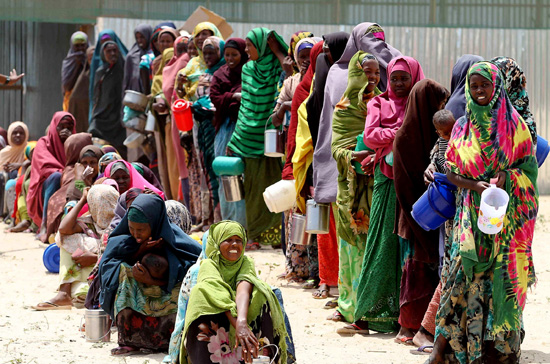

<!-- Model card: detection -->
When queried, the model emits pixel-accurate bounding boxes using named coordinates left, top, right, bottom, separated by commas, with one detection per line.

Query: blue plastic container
left=536, top=135, right=549, bottom=168
left=212, top=156, right=245, bottom=176
left=412, top=173, right=457, bottom=231
left=43, top=243, right=60, bottom=273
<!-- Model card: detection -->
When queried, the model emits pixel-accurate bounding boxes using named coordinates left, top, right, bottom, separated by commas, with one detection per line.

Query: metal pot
left=124, top=114, right=146, bottom=131
left=290, top=213, right=310, bottom=245
left=84, top=309, right=111, bottom=342
left=305, top=199, right=330, bottom=234
left=123, top=131, right=146, bottom=148
left=221, top=175, right=245, bottom=202
left=264, top=129, right=284, bottom=157
left=123, top=90, right=148, bottom=112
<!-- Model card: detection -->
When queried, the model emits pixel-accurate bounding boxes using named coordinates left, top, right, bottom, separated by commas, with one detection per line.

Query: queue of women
left=0, top=17, right=540, bottom=364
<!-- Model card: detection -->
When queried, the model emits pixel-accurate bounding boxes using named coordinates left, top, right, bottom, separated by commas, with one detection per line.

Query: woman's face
left=10, top=126, right=26, bottom=146
left=80, top=155, right=99, bottom=179
left=158, top=33, right=175, bottom=54
left=195, top=29, right=214, bottom=50
left=187, top=41, right=198, bottom=58
left=57, top=116, right=74, bottom=143
left=219, top=235, right=244, bottom=261
left=245, top=38, right=258, bottom=61
left=322, top=42, right=333, bottom=65
left=224, top=47, right=242, bottom=69
left=176, top=40, right=188, bottom=56
left=203, top=45, right=219, bottom=68
left=128, top=220, right=152, bottom=243
left=389, top=70, right=412, bottom=98
left=135, top=32, right=147, bottom=50
left=73, top=42, right=87, bottom=53
left=469, top=74, right=494, bottom=106
left=362, top=59, right=381, bottom=93
left=297, top=48, right=311, bottom=70
left=111, top=169, right=131, bottom=194
left=103, top=43, right=119, bottom=65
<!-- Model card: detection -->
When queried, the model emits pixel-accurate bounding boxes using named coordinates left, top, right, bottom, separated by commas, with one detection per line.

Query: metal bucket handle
left=253, top=344, right=280, bottom=364
left=81, top=316, right=114, bottom=342
left=264, top=116, right=283, bottom=133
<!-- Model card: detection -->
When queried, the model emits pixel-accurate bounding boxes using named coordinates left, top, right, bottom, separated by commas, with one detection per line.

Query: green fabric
left=353, top=165, right=401, bottom=332
left=243, top=157, right=282, bottom=241
left=128, top=206, right=149, bottom=223
left=181, top=221, right=288, bottom=364
left=228, top=28, right=289, bottom=158
left=331, top=51, right=380, bottom=244
left=131, top=162, right=144, bottom=176
left=337, top=237, right=367, bottom=323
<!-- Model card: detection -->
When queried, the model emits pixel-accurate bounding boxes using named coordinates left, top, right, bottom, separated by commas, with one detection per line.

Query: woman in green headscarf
left=227, top=28, right=289, bottom=247
left=330, top=52, right=381, bottom=325
left=181, top=221, right=289, bottom=364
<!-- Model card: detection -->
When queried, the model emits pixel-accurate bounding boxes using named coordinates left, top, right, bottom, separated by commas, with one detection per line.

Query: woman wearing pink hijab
left=341, top=57, right=424, bottom=337
left=27, top=112, right=76, bottom=242
left=104, top=160, right=164, bottom=199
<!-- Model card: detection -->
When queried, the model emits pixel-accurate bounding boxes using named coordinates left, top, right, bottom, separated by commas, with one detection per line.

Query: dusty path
left=1, top=198, right=550, bottom=363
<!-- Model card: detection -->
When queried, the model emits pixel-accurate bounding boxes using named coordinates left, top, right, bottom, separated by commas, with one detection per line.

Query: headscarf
left=151, top=45, right=175, bottom=96
left=227, top=28, right=289, bottom=157
left=363, top=56, right=424, bottom=180
left=101, top=145, right=118, bottom=154
left=393, top=79, right=450, bottom=263
left=88, top=184, right=120, bottom=230
left=282, top=41, right=324, bottom=180
left=445, top=54, right=484, bottom=120
left=210, top=38, right=248, bottom=130
left=0, top=121, right=28, bottom=167
left=181, top=221, right=288, bottom=364
left=491, top=56, right=537, bottom=144
left=202, top=36, right=226, bottom=75
left=123, top=24, right=153, bottom=93
left=98, top=152, right=121, bottom=173
left=25, top=141, right=37, bottom=160
left=162, top=36, right=191, bottom=105
left=89, top=29, right=127, bottom=119
left=101, top=178, right=119, bottom=191
left=104, top=160, right=164, bottom=198
left=165, top=200, right=192, bottom=234
left=288, top=31, right=314, bottom=67
left=313, top=23, right=402, bottom=203
left=151, top=22, right=177, bottom=56
left=175, top=22, right=223, bottom=101
left=27, top=112, right=76, bottom=226
left=99, top=193, right=202, bottom=317
left=446, top=61, right=538, bottom=334
left=330, top=52, right=382, bottom=242
left=131, top=161, right=164, bottom=191
left=78, top=144, right=103, bottom=161
left=62, top=31, right=89, bottom=93
left=0, top=127, right=7, bottom=149
left=109, top=188, right=143, bottom=229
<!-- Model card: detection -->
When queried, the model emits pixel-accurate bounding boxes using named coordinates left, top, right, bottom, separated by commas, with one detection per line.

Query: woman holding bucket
left=427, top=62, right=538, bottom=363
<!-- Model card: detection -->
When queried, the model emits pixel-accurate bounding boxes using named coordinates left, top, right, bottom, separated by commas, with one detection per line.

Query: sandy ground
left=2, top=198, right=550, bottom=364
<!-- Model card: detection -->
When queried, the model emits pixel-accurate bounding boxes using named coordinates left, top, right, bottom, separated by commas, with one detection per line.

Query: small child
left=424, top=110, right=456, bottom=184
left=141, top=252, right=169, bottom=283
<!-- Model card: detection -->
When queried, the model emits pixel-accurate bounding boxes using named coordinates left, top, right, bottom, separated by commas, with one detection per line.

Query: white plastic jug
left=477, top=184, right=509, bottom=235
left=263, top=180, right=296, bottom=213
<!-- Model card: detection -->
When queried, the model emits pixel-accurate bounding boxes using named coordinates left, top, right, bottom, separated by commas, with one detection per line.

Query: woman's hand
left=300, top=59, right=310, bottom=77
left=232, top=92, right=242, bottom=101
left=81, top=187, right=90, bottom=203
left=494, top=171, right=506, bottom=189
left=352, top=150, right=372, bottom=163
left=153, top=98, right=168, bottom=114
left=235, top=318, right=259, bottom=364
left=281, top=56, right=294, bottom=77
left=145, top=237, right=163, bottom=249
left=360, top=154, right=375, bottom=176
left=176, top=73, right=187, bottom=88
left=72, top=251, right=98, bottom=268
left=473, top=181, right=491, bottom=195
left=82, top=166, right=95, bottom=186
left=424, top=164, right=436, bottom=185
left=132, top=262, right=153, bottom=284
left=4, top=162, right=22, bottom=172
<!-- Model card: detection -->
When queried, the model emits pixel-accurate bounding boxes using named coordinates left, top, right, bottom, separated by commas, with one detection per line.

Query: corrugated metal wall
left=99, top=18, right=550, bottom=191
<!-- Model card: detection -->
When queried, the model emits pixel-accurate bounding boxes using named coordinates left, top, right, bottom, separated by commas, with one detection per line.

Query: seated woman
left=27, top=112, right=76, bottom=242
left=66, top=145, right=104, bottom=201
left=104, top=160, right=164, bottom=197
left=0, top=121, right=29, bottom=221
left=7, top=141, right=36, bottom=233
left=32, top=184, right=119, bottom=310
left=98, top=152, right=122, bottom=175
left=99, top=194, right=202, bottom=356
left=180, top=221, right=290, bottom=364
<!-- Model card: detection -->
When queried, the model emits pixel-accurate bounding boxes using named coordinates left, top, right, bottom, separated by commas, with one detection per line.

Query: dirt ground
left=1, top=198, right=550, bottom=364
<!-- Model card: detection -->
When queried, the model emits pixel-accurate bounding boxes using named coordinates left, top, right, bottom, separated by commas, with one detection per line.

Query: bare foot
left=425, top=334, right=447, bottom=363
left=413, top=326, right=434, bottom=352
left=313, top=283, right=330, bottom=299
left=36, top=291, right=73, bottom=308
left=111, top=346, right=139, bottom=356
left=394, top=326, right=416, bottom=345
left=6, top=219, right=31, bottom=233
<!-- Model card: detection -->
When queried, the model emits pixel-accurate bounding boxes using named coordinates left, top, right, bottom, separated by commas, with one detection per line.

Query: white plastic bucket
left=477, top=184, right=509, bottom=235
left=263, top=180, right=296, bottom=213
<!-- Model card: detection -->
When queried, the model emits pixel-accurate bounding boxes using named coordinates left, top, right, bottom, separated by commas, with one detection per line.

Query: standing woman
left=351, top=57, right=424, bottom=333
left=61, top=31, right=89, bottom=112
left=123, top=24, right=153, bottom=94
left=68, top=47, right=95, bottom=132
left=392, top=79, right=449, bottom=341
left=89, top=41, right=126, bottom=154
left=210, top=38, right=248, bottom=226
left=330, top=52, right=381, bottom=324
left=429, top=62, right=538, bottom=364
left=27, top=112, right=76, bottom=242
left=227, top=27, right=289, bottom=246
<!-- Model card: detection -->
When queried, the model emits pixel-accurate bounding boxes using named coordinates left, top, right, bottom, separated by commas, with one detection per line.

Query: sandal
left=111, top=346, right=140, bottom=356
left=324, top=299, right=338, bottom=309
left=326, top=310, right=345, bottom=322
left=410, top=345, right=434, bottom=355
left=302, top=279, right=319, bottom=290
left=245, top=241, right=261, bottom=251
left=336, top=323, right=370, bottom=336
left=31, top=301, right=72, bottom=311
left=394, top=336, right=415, bottom=345
left=313, top=288, right=329, bottom=299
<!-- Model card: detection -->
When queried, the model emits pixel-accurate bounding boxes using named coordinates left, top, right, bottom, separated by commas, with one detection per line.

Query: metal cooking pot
left=221, top=175, right=245, bottom=202
left=123, top=90, right=148, bottom=112
left=290, top=213, right=310, bottom=245
left=123, top=131, right=146, bottom=148
left=264, top=119, right=284, bottom=158
left=124, top=114, right=146, bottom=131
left=305, top=199, right=330, bottom=234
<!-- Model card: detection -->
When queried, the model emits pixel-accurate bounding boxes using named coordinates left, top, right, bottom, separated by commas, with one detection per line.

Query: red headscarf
left=27, top=111, right=76, bottom=226
left=282, top=41, right=324, bottom=180
left=162, top=36, right=191, bottom=106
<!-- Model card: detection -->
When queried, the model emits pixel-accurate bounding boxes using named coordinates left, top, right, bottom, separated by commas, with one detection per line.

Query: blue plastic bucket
left=412, top=176, right=456, bottom=231
left=536, top=135, right=549, bottom=168
left=212, top=156, right=245, bottom=176
left=43, top=243, right=60, bottom=273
